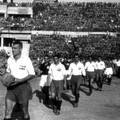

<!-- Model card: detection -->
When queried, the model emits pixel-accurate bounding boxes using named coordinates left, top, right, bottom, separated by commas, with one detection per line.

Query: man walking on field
left=48, top=54, right=66, bottom=115
left=4, top=41, right=35, bottom=120
left=68, top=54, right=86, bottom=107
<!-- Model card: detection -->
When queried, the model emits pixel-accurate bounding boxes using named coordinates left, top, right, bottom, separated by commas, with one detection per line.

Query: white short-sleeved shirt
left=96, top=61, right=105, bottom=70
left=7, top=56, right=35, bottom=79
left=48, top=62, right=66, bottom=81
left=68, top=61, right=86, bottom=76
left=85, top=61, right=96, bottom=72
left=115, top=60, right=120, bottom=67
left=104, top=67, right=113, bottom=75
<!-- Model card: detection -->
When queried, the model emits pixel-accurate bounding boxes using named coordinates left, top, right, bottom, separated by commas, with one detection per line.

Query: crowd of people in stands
left=32, top=2, right=120, bottom=32
left=0, top=2, right=120, bottom=31
left=0, top=2, right=120, bottom=61
left=30, top=34, right=119, bottom=60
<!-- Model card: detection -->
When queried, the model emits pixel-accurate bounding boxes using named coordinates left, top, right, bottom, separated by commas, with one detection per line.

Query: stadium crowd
left=30, top=34, right=119, bottom=60
left=0, top=2, right=120, bottom=31
left=1, top=1, right=120, bottom=119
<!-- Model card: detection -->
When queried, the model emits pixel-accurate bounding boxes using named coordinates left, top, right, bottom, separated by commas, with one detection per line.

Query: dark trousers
left=42, top=86, right=50, bottom=105
left=66, top=80, right=71, bottom=90
left=96, top=70, right=104, bottom=89
left=86, top=71, right=95, bottom=93
left=50, top=80, right=64, bottom=111
left=117, top=67, right=120, bottom=78
left=71, top=75, right=83, bottom=103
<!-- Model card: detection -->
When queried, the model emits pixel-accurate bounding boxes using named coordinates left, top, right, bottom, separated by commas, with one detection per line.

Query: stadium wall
left=7, top=7, right=33, bottom=17
left=0, top=5, right=7, bottom=18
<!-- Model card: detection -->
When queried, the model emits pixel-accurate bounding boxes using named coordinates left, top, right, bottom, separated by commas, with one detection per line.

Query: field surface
left=0, top=77, right=120, bottom=120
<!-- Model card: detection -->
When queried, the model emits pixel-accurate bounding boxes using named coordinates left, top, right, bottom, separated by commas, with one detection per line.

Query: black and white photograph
left=0, top=0, right=120, bottom=120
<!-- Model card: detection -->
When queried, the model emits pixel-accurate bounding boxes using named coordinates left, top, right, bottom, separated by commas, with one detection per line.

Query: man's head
left=74, top=54, right=79, bottom=63
left=53, top=54, right=60, bottom=64
left=98, top=57, right=102, bottom=62
left=89, top=57, right=92, bottom=62
left=44, top=55, right=49, bottom=63
left=12, top=41, right=23, bottom=57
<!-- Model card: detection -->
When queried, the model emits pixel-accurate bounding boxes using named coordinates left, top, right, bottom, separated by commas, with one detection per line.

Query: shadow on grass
left=61, top=85, right=92, bottom=106
left=33, top=89, right=53, bottom=109
left=61, top=91, right=75, bottom=106
left=80, top=84, right=93, bottom=96
left=33, top=89, right=44, bottom=103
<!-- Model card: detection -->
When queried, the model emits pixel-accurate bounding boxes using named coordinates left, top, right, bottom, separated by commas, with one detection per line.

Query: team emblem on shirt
left=78, top=67, right=81, bottom=70
left=57, top=68, right=61, bottom=71
left=19, top=65, right=26, bottom=70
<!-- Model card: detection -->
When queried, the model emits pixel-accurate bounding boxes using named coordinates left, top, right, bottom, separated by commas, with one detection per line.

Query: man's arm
left=12, top=57, right=35, bottom=85
left=81, top=64, right=86, bottom=76
left=10, top=74, right=35, bottom=86
left=63, top=74, right=67, bottom=90
left=16, top=74, right=35, bottom=83
left=62, top=65, right=67, bottom=89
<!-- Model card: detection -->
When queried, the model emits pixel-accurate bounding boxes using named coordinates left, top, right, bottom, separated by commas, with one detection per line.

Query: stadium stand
left=0, top=2, right=120, bottom=32
left=0, top=1, right=120, bottom=58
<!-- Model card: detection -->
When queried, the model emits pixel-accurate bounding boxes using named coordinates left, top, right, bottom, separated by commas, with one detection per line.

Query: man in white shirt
left=95, top=57, right=105, bottom=91
left=68, top=54, right=86, bottom=107
left=114, top=57, right=120, bottom=78
left=85, top=57, right=96, bottom=94
left=4, top=41, right=35, bottom=120
left=48, top=54, right=66, bottom=115
left=104, top=59, right=113, bottom=85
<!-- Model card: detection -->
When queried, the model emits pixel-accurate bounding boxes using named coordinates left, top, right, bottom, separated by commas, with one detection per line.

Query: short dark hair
left=53, top=54, right=61, bottom=58
left=74, top=53, right=79, bottom=58
left=12, top=41, right=23, bottom=48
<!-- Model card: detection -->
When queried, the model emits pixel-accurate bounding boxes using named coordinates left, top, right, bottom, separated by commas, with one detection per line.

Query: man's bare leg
left=4, top=97, right=15, bottom=120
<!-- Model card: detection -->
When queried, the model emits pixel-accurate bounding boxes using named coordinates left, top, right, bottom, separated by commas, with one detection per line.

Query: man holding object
left=4, top=41, right=35, bottom=120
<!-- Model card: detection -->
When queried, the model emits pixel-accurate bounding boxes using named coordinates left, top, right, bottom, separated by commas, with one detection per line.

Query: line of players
left=35, top=54, right=114, bottom=115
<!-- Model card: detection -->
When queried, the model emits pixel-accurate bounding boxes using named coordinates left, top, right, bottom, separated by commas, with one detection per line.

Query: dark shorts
left=50, top=80, right=64, bottom=98
left=71, top=75, right=83, bottom=95
left=6, top=82, right=32, bottom=105
left=71, top=75, right=83, bottom=85
left=86, top=71, right=95, bottom=79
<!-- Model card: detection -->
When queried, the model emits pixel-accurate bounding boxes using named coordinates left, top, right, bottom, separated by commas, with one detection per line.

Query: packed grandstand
left=0, top=0, right=120, bottom=59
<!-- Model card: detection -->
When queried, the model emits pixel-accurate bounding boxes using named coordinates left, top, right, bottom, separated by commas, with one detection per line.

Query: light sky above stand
left=0, top=0, right=119, bottom=3
left=58, top=0, right=120, bottom=3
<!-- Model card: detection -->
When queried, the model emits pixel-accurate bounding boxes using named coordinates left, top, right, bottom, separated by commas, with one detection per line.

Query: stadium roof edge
left=8, top=0, right=120, bottom=3
left=31, top=30, right=116, bottom=37
left=58, top=0, right=120, bottom=3
left=0, top=30, right=116, bottom=37
left=1, top=30, right=31, bottom=34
